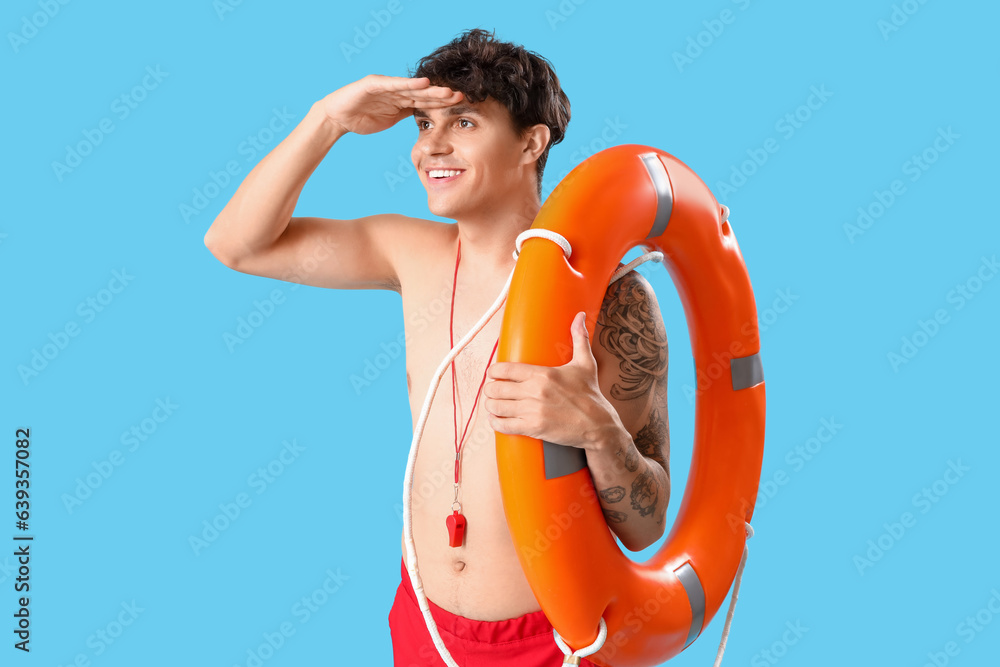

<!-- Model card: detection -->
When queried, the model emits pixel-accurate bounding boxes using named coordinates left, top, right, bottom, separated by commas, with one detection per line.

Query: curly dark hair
left=409, top=28, right=571, bottom=198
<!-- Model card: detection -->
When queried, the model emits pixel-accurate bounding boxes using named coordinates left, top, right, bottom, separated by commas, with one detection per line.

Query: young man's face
left=411, top=96, right=535, bottom=220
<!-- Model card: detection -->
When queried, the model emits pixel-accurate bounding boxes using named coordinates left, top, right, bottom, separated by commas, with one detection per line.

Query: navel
left=453, top=559, right=466, bottom=572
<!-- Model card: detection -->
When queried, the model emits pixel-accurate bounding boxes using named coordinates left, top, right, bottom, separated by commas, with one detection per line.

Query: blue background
left=4, top=0, right=999, bottom=665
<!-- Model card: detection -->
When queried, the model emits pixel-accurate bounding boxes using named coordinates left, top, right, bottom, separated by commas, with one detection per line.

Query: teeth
left=429, top=170, right=463, bottom=178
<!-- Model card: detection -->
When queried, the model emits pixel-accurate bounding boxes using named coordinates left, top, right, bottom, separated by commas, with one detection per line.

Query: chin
left=427, top=198, right=463, bottom=220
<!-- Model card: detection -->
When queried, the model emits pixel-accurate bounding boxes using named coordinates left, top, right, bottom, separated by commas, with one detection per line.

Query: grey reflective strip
left=673, top=562, right=706, bottom=648
left=639, top=153, right=673, bottom=239
left=542, top=440, right=588, bottom=479
left=730, top=352, right=764, bottom=390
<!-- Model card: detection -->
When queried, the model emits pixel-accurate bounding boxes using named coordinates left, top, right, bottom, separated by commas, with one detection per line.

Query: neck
left=453, top=198, right=540, bottom=281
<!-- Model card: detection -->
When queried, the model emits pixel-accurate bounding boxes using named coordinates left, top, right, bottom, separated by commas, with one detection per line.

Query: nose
left=417, top=124, right=453, bottom=157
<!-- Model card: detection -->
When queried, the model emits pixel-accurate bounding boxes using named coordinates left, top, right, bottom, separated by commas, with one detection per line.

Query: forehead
left=412, top=97, right=508, bottom=121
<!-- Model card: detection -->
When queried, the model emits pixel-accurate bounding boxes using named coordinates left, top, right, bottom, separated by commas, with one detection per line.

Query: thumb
left=571, top=311, right=595, bottom=364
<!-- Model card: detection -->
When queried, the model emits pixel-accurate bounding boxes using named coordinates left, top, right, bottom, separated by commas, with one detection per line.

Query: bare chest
left=396, top=245, right=542, bottom=617
left=401, top=259, right=508, bottom=430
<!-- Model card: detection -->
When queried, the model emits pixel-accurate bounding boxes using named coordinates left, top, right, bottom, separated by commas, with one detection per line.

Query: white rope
left=511, top=228, right=572, bottom=260
left=553, top=617, right=608, bottom=663
left=401, top=266, right=514, bottom=667
left=402, top=229, right=664, bottom=666
left=712, top=522, right=754, bottom=667
left=610, top=249, right=663, bottom=283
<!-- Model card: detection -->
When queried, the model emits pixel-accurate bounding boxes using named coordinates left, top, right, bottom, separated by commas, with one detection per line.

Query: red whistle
left=446, top=510, right=466, bottom=547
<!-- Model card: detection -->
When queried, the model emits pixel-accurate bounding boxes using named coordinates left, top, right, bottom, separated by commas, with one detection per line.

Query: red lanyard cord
left=449, top=237, right=500, bottom=485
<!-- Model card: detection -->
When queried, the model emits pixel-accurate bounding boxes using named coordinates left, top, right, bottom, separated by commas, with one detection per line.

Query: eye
left=416, top=120, right=430, bottom=130
left=458, top=118, right=474, bottom=128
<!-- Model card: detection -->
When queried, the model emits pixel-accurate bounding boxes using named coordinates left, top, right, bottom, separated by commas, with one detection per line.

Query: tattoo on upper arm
left=596, top=269, right=672, bottom=531
left=596, top=272, right=668, bottom=402
left=598, top=269, right=670, bottom=469
left=634, top=403, right=669, bottom=471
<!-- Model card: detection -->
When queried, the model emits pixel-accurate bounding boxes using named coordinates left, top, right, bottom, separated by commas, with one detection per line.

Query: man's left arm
left=586, top=269, right=670, bottom=552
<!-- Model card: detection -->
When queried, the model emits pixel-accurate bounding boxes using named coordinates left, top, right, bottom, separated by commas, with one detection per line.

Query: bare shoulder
left=391, top=214, right=451, bottom=243
left=387, top=215, right=454, bottom=294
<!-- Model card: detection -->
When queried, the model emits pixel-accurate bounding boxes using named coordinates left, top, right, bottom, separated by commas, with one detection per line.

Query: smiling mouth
left=427, top=169, right=466, bottom=183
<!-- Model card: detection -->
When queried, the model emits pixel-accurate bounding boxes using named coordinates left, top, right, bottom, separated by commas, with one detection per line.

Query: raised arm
left=203, top=75, right=464, bottom=291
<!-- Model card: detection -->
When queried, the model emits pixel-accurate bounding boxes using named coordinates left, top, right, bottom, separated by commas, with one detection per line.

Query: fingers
left=485, top=378, right=517, bottom=400
left=371, top=75, right=430, bottom=91
left=489, top=361, right=544, bottom=384
left=413, top=87, right=463, bottom=99
left=405, top=76, right=463, bottom=98
left=371, top=76, right=463, bottom=109
left=395, top=95, right=461, bottom=110
left=488, top=413, right=529, bottom=437
left=374, top=75, right=462, bottom=98
left=400, top=87, right=463, bottom=106
left=484, top=396, right=521, bottom=419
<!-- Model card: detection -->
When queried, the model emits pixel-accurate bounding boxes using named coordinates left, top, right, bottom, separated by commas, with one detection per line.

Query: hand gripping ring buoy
left=494, top=144, right=766, bottom=666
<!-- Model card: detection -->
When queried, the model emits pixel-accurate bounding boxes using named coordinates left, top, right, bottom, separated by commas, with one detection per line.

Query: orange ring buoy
left=496, top=144, right=766, bottom=666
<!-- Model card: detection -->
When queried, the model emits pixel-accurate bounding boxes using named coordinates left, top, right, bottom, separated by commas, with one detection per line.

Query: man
left=204, top=27, right=670, bottom=666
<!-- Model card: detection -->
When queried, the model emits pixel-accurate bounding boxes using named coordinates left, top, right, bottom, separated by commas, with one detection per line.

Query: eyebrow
left=412, top=105, right=484, bottom=119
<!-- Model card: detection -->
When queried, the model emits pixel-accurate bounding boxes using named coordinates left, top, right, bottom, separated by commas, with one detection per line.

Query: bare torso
left=396, top=220, right=540, bottom=621
left=393, top=216, right=631, bottom=621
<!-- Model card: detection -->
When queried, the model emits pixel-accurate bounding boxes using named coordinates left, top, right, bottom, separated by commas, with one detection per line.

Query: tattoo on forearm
left=603, top=508, right=628, bottom=524
left=599, top=485, right=626, bottom=503
left=630, top=470, right=658, bottom=517
left=597, top=274, right=668, bottom=402
left=654, top=501, right=666, bottom=527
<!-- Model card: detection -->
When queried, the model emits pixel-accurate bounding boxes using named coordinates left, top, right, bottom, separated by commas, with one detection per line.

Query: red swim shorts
left=389, top=557, right=599, bottom=666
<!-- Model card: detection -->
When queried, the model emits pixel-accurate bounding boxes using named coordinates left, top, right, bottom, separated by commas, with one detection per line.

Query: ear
left=521, top=124, right=551, bottom=167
